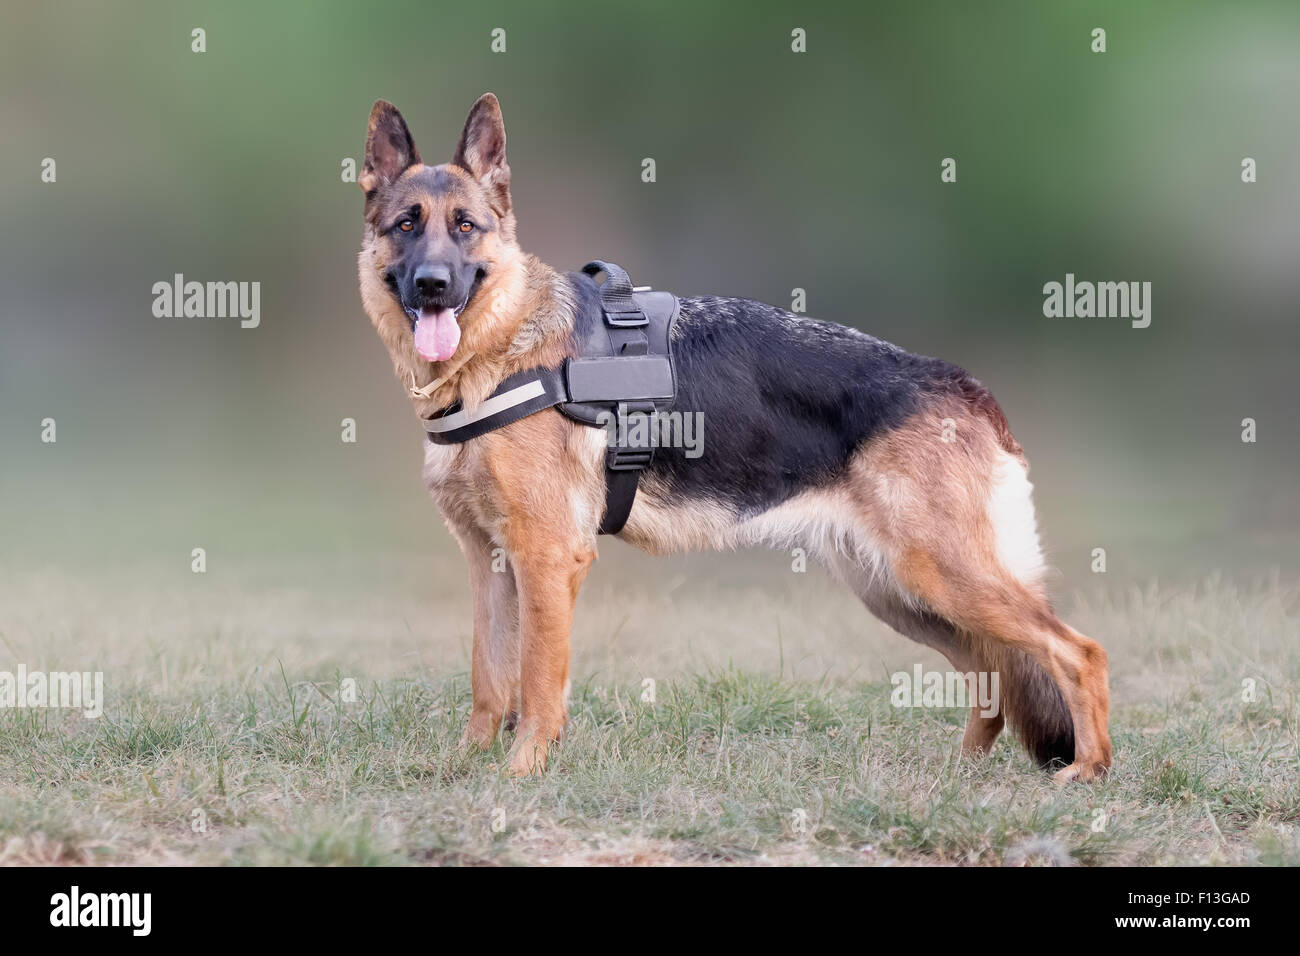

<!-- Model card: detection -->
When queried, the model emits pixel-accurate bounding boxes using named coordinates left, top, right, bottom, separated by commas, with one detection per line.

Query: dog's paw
left=504, top=718, right=554, bottom=776
left=506, top=744, right=546, bottom=777
left=1052, top=759, right=1111, bottom=784
left=459, top=710, right=502, bottom=752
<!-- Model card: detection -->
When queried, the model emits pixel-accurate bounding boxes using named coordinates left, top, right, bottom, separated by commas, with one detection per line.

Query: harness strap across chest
left=420, top=261, right=679, bottom=535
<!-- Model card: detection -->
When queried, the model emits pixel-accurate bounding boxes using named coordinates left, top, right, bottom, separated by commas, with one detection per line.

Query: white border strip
left=423, top=379, right=547, bottom=434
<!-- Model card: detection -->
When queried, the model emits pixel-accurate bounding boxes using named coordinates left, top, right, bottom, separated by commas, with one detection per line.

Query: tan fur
left=358, top=96, right=1111, bottom=780
left=427, top=412, right=603, bottom=773
left=840, top=401, right=1110, bottom=780
left=358, top=96, right=602, bottom=774
left=358, top=188, right=572, bottom=420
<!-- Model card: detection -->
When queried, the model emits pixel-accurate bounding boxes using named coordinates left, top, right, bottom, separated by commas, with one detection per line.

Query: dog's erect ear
left=361, top=100, right=421, bottom=195
left=451, top=93, right=511, bottom=214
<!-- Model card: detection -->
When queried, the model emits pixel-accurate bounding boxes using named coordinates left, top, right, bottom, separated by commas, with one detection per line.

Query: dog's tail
left=982, top=640, right=1075, bottom=767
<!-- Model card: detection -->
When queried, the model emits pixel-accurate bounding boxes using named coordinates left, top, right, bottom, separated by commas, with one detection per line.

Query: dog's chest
left=422, top=438, right=464, bottom=488
left=421, top=439, right=502, bottom=533
left=419, top=421, right=611, bottom=547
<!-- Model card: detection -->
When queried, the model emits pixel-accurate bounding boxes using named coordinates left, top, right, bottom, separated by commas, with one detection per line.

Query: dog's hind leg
left=875, top=603, right=1006, bottom=757
left=899, top=568, right=1108, bottom=781
left=824, top=555, right=1006, bottom=756
left=844, top=399, right=1109, bottom=780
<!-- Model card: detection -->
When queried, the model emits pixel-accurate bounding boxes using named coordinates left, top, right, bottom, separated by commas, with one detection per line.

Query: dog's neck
left=405, top=253, right=575, bottom=418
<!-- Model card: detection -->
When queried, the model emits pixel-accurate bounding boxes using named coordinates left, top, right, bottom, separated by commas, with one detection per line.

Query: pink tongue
left=413, top=307, right=460, bottom=362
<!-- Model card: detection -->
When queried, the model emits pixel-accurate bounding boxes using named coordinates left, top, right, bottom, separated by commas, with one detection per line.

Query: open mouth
left=406, top=270, right=485, bottom=363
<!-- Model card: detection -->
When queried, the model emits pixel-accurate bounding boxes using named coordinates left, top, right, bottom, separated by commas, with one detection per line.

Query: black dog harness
left=421, top=262, right=679, bottom=535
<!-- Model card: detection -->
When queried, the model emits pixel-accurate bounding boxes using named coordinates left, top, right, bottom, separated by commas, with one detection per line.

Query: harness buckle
left=605, top=401, right=656, bottom=471
left=603, top=308, right=648, bottom=328
left=607, top=448, right=655, bottom=470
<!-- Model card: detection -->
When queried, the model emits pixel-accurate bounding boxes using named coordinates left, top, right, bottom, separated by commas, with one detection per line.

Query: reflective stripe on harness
left=422, top=372, right=565, bottom=444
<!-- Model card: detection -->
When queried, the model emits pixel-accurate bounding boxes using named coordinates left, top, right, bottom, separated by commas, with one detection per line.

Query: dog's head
left=358, top=94, right=519, bottom=364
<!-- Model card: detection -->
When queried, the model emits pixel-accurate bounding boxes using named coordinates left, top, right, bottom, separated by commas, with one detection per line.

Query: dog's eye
left=458, top=220, right=474, bottom=234
left=398, top=219, right=415, bottom=233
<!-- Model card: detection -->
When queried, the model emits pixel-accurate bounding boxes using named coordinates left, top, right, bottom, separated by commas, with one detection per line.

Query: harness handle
left=583, top=261, right=646, bottom=327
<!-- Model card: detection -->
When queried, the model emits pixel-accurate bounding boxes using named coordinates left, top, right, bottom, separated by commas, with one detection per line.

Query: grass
left=0, top=553, right=1296, bottom=866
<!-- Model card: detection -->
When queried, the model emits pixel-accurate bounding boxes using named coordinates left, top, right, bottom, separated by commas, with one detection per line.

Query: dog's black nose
left=414, top=263, right=450, bottom=297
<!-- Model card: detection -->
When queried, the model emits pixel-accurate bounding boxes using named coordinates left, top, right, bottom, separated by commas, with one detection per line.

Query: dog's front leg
left=505, top=533, right=596, bottom=776
left=453, top=524, right=521, bottom=751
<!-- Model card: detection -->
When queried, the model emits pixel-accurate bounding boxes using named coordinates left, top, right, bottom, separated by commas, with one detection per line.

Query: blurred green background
left=1, top=0, right=1297, bottom=591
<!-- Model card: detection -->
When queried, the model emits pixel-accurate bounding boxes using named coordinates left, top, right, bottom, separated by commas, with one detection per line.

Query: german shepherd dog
left=357, top=94, right=1111, bottom=781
